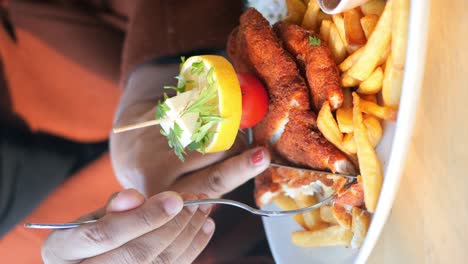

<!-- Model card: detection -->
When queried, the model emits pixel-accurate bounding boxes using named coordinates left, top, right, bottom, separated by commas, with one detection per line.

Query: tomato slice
left=237, top=73, right=269, bottom=129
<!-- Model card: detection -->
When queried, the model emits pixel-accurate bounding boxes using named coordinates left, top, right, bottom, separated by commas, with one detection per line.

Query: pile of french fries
left=279, top=0, right=409, bottom=248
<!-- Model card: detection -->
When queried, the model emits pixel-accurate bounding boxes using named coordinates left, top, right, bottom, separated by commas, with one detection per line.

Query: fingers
left=152, top=194, right=213, bottom=262
left=174, top=218, right=215, bottom=264
left=81, top=194, right=214, bottom=264
left=44, top=191, right=183, bottom=261
left=172, top=147, right=271, bottom=197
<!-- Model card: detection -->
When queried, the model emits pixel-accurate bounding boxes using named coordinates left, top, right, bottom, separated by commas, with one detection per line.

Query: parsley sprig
left=309, top=35, right=321, bottom=46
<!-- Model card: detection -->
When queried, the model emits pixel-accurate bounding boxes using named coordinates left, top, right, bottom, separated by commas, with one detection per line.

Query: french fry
left=347, top=0, right=392, bottom=81
left=319, top=19, right=332, bottom=43
left=339, top=45, right=388, bottom=72
left=320, top=205, right=339, bottom=224
left=301, top=0, right=321, bottom=31
left=360, top=94, right=377, bottom=103
left=360, top=0, right=386, bottom=16
left=357, top=66, right=383, bottom=94
left=344, top=8, right=366, bottom=48
left=339, top=47, right=364, bottom=72
left=352, top=93, right=383, bottom=212
left=295, top=194, right=327, bottom=231
left=342, top=88, right=353, bottom=108
left=343, top=133, right=357, bottom=154
left=336, top=108, right=353, bottom=133
left=291, top=225, right=352, bottom=247
left=382, top=0, right=409, bottom=107
left=351, top=207, right=371, bottom=248
left=332, top=204, right=352, bottom=229
left=378, top=45, right=391, bottom=67
left=361, top=98, right=397, bottom=120
left=363, top=115, right=383, bottom=147
left=273, top=195, right=307, bottom=229
left=317, top=102, right=349, bottom=155
left=392, top=0, right=409, bottom=69
left=341, top=72, right=360, bottom=87
left=340, top=114, right=382, bottom=152
left=332, top=14, right=353, bottom=53
left=360, top=14, right=379, bottom=39
left=285, top=0, right=307, bottom=25
left=329, top=23, right=348, bottom=64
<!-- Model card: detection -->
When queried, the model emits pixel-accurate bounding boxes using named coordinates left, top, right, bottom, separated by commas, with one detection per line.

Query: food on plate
left=336, top=107, right=353, bottom=133
left=274, top=22, right=344, bottom=110
left=284, top=0, right=307, bottom=25
left=360, top=98, right=397, bottom=120
left=351, top=207, right=371, bottom=248
left=360, top=0, right=386, bottom=16
left=346, top=0, right=392, bottom=81
left=343, top=8, right=366, bottom=48
left=226, top=0, right=408, bottom=249
left=360, top=14, right=379, bottom=39
left=352, top=93, right=383, bottom=212
left=291, top=225, right=353, bottom=247
left=383, top=0, right=409, bottom=107
left=229, top=8, right=354, bottom=173
left=357, top=66, right=384, bottom=94
left=295, top=194, right=328, bottom=231
left=301, top=0, right=321, bottom=31
left=320, top=205, right=339, bottom=224
left=317, top=102, right=349, bottom=155
left=273, top=194, right=307, bottom=228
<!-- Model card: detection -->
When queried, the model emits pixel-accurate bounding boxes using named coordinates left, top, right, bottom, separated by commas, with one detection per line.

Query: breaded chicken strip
left=276, top=109, right=354, bottom=173
left=237, top=8, right=310, bottom=109
left=232, top=8, right=354, bottom=174
left=274, top=22, right=344, bottom=110
left=226, top=27, right=253, bottom=74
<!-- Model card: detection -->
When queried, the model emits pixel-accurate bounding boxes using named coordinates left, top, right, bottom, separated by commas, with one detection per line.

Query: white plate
left=261, top=1, right=430, bottom=263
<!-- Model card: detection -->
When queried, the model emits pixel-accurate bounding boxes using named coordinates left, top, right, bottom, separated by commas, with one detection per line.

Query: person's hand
left=42, top=189, right=215, bottom=264
left=110, top=64, right=271, bottom=197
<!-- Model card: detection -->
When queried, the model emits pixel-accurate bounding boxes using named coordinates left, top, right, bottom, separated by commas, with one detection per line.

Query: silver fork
left=24, top=176, right=355, bottom=230
left=24, top=195, right=335, bottom=230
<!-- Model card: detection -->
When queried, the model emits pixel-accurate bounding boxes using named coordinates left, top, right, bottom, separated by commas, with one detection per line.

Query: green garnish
left=165, top=123, right=186, bottom=161
left=185, top=84, right=218, bottom=115
left=309, top=35, right=321, bottom=46
left=155, top=100, right=170, bottom=120
left=191, top=61, right=205, bottom=75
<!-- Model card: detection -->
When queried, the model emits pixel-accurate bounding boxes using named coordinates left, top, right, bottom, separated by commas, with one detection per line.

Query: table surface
left=368, top=0, right=468, bottom=263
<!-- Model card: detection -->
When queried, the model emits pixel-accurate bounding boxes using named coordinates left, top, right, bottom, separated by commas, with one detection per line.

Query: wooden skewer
left=113, top=118, right=172, bottom=133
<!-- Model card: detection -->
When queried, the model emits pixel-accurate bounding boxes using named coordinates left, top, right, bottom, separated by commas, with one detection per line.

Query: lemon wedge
left=180, top=55, right=242, bottom=153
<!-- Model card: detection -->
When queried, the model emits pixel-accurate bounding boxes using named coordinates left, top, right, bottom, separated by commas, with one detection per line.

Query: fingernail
left=202, top=219, right=215, bottom=234
left=250, top=149, right=264, bottom=166
left=162, top=195, right=183, bottom=215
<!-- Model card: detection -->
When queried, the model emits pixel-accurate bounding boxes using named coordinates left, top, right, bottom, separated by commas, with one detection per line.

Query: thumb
left=106, top=188, right=146, bottom=213
left=75, top=189, right=146, bottom=222
left=172, top=147, right=270, bottom=198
